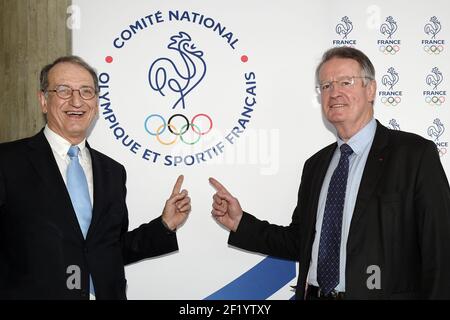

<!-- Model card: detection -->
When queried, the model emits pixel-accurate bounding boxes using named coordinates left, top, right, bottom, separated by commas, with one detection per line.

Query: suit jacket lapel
left=86, top=145, right=107, bottom=239
left=27, top=130, right=85, bottom=241
left=348, top=121, right=390, bottom=238
left=304, top=143, right=337, bottom=251
left=309, top=144, right=336, bottom=223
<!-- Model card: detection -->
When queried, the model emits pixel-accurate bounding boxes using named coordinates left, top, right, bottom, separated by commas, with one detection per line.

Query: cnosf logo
left=422, top=16, right=445, bottom=54
left=379, top=67, right=402, bottom=106
left=378, top=16, right=401, bottom=55
left=423, top=67, right=446, bottom=106
left=97, top=10, right=258, bottom=168
left=333, top=16, right=356, bottom=47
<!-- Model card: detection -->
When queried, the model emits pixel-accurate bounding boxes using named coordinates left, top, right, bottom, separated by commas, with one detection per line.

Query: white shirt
left=44, top=125, right=94, bottom=205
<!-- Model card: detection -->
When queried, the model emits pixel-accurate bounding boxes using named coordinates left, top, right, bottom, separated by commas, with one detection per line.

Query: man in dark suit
left=0, top=56, right=192, bottom=299
left=209, top=47, right=450, bottom=299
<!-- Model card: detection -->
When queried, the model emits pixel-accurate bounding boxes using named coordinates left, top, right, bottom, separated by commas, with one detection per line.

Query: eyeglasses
left=316, top=76, right=373, bottom=94
left=45, top=85, right=97, bottom=100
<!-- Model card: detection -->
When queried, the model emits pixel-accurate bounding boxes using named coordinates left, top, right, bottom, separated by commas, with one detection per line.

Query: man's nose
left=70, top=90, right=83, bottom=106
left=329, top=82, right=342, bottom=96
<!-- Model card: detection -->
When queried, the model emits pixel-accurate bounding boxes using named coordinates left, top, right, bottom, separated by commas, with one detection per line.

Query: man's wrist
left=231, top=212, right=243, bottom=232
left=161, top=217, right=176, bottom=232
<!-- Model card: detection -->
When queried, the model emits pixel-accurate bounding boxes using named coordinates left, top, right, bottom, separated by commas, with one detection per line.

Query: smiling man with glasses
left=38, top=58, right=100, bottom=146
left=0, top=56, right=192, bottom=299
left=209, top=46, right=450, bottom=300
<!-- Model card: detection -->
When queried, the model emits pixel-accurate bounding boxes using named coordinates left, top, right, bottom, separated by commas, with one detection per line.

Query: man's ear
left=95, top=99, right=99, bottom=116
left=38, top=90, right=48, bottom=114
left=367, top=79, right=377, bottom=104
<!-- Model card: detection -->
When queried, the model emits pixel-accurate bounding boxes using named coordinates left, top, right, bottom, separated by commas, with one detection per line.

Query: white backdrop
left=72, top=0, right=449, bottom=299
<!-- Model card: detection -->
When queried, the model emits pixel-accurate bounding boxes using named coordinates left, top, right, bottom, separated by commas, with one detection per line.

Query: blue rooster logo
left=381, top=67, right=399, bottom=91
left=426, top=67, right=443, bottom=90
left=335, top=16, right=353, bottom=39
left=148, top=32, right=207, bottom=109
left=428, top=118, right=445, bottom=142
left=380, top=16, right=397, bottom=39
left=389, top=119, right=400, bottom=131
left=424, top=16, right=441, bottom=39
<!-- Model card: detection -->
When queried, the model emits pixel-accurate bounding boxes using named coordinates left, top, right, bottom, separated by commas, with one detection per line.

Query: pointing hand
left=209, top=177, right=243, bottom=232
left=162, top=175, right=191, bottom=231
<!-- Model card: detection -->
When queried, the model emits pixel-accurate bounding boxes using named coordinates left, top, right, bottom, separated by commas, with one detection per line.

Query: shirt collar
left=336, top=118, right=377, bottom=156
left=44, top=125, right=87, bottom=159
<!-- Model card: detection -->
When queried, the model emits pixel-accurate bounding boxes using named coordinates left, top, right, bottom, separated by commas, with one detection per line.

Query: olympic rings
left=191, top=113, right=213, bottom=135
left=180, top=123, right=202, bottom=145
left=379, top=45, right=400, bottom=55
left=156, top=123, right=178, bottom=145
left=381, top=96, right=401, bottom=106
left=167, top=114, right=189, bottom=136
left=144, top=114, right=166, bottom=136
left=144, top=113, right=214, bottom=145
left=425, top=96, right=446, bottom=105
left=424, top=45, right=444, bottom=54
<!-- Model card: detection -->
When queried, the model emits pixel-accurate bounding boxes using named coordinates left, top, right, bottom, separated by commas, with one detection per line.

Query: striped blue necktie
left=317, top=143, right=353, bottom=295
left=67, top=145, right=95, bottom=295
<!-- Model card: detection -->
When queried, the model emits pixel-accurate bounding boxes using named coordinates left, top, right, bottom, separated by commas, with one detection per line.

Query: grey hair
left=39, top=55, right=99, bottom=94
left=315, top=47, right=375, bottom=85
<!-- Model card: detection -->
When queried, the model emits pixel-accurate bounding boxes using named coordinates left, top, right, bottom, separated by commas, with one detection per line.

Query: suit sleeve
left=228, top=162, right=310, bottom=261
left=118, top=167, right=178, bottom=265
left=228, top=209, right=301, bottom=261
left=415, top=141, right=450, bottom=299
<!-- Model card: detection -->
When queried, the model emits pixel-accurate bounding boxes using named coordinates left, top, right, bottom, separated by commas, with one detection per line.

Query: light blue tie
left=67, top=146, right=92, bottom=238
left=67, top=145, right=95, bottom=296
